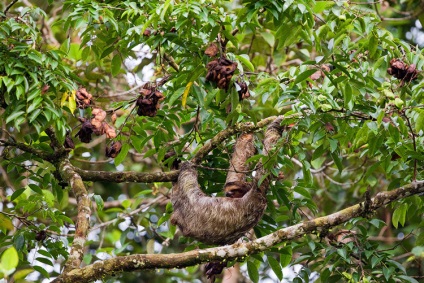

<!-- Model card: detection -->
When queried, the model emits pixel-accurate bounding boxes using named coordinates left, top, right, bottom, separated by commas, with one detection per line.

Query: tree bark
left=53, top=180, right=424, bottom=283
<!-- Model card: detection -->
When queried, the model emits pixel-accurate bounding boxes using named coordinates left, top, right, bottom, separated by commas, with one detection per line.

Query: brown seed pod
left=136, top=88, right=165, bottom=117
left=204, top=261, right=227, bottom=282
left=143, top=29, right=151, bottom=36
left=205, top=43, right=218, bottom=57
left=106, top=141, right=122, bottom=158
left=64, top=132, right=75, bottom=149
left=75, top=87, right=93, bottom=109
left=206, top=57, right=238, bottom=90
left=75, top=118, right=94, bottom=143
left=236, top=80, right=250, bottom=100
left=387, top=58, right=418, bottom=85
left=103, top=123, right=117, bottom=139
left=91, top=108, right=107, bottom=122
left=35, top=230, right=47, bottom=242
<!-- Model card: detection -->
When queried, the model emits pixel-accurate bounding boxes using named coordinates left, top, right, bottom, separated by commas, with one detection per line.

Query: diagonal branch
left=59, top=160, right=92, bottom=273
left=52, top=180, right=424, bottom=283
left=73, top=115, right=295, bottom=184
left=0, top=139, right=54, bottom=161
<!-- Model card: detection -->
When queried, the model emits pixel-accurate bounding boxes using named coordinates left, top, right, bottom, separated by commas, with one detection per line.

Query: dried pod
left=91, top=119, right=104, bottom=135
left=64, top=133, right=75, bottom=149
left=236, top=81, right=250, bottom=100
left=75, top=88, right=93, bottom=109
left=143, top=29, right=151, bottom=36
left=35, top=230, right=47, bottom=242
left=324, top=122, right=335, bottom=133
left=387, top=58, right=418, bottom=85
left=106, top=141, right=122, bottom=158
left=41, top=84, right=50, bottom=94
left=205, top=57, right=237, bottom=90
left=75, top=119, right=93, bottom=143
left=205, top=261, right=227, bottom=282
left=92, top=108, right=107, bottom=122
left=136, top=88, right=165, bottom=117
left=205, top=43, right=218, bottom=57
left=103, top=123, right=117, bottom=139
left=111, top=112, right=117, bottom=124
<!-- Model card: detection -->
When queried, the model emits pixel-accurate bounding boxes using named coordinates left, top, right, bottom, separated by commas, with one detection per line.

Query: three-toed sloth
left=170, top=118, right=283, bottom=245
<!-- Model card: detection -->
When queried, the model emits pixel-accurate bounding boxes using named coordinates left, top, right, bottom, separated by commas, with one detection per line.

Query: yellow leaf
left=182, top=81, right=193, bottom=108
left=60, top=92, right=69, bottom=107
left=0, top=213, right=13, bottom=231
left=68, top=90, right=77, bottom=114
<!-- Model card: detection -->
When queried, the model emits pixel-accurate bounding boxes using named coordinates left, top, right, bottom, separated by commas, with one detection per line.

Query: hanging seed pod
left=75, top=87, right=93, bottom=109
left=206, top=57, right=237, bottom=90
left=64, top=132, right=75, bottom=149
left=75, top=118, right=94, bottom=143
left=387, top=58, right=418, bottom=85
left=204, top=43, right=218, bottom=57
left=136, top=88, right=165, bottom=117
left=236, top=80, right=250, bottom=100
left=106, top=141, right=122, bottom=158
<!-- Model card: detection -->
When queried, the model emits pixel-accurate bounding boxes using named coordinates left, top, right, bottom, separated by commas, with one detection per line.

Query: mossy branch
left=74, top=115, right=301, bottom=184
left=59, top=160, right=92, bottom=273
left=52, top=180, right=424, bottom=283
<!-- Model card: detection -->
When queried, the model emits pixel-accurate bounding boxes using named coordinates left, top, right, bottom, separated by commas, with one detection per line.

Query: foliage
left=0, top=0, right=424, bottom=282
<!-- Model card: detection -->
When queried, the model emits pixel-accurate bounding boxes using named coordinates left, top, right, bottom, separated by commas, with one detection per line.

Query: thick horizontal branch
left=0, top=139, right=54, bottom=161
left=74, top=166, right=179, bottom=183
left=53, top=180, right=424, bottom=283
left=74, top=115, right=292, bottom=184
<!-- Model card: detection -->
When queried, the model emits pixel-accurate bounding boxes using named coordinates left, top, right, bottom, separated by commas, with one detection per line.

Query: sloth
left=170, top=118, right=283, bottom=245
left=224, top=181, right=252, bottom=198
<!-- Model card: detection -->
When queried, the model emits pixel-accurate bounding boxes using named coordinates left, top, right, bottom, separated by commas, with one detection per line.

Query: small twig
left=403, top=112, right=417, bottom=181
left=89, top=195, right=167, bottom=231
left=163, top=53, right=179, bottom=72
left=4, top=0, right=19, bottom=15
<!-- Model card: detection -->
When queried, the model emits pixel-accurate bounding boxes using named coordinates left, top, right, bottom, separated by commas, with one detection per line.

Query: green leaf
left=392, top=203, right=408, bottom=229
left=368, top=34, right=378, bottom=58
left=247, top=261, right=259, bottom=283
left=111, top=54, right=122, bottom=76
left=0, top=214, right=13, bottom=232
left=10, top=188, right=25, bottom=201
left=28, top=184, right=42, bottom=195
left=160, top=0, right=172, bottom=21
left=114, top=143, right=130, bottom=166
left=414, top=110, right=424, bottom=133
left=235, top=54, right=254, bottom=72
left=12, top=269, right=33, bottom=280
left=268, top=256, right=283, bottom=281
left=1, top=247, right=18, bottom=274
left=94, top=195, right=104, bottom=211
left=5, top=111, right=25, bottom=124
left=261, top=31, right=275, bottom=47
left=313, top=1, right=334, bottom=13
left=279, top=246, right=292, bottom=267
left=36, top=257, right=53, bottom=267
left=33, top=265, right=50, bottom=278
left=398, top=275, right=420, bottom=283
left=294, top=69, right=318, bottom=85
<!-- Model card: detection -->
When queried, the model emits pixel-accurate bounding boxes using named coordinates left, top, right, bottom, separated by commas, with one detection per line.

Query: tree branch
left=59, top=160, right=92, bottom=273
left=53, top=180, right=424, bottom=282
left=0, top=138, right=54, bottom=161
left=74, top=115, right=298, bottom=184
left=74, top=166, right=179, bottom=183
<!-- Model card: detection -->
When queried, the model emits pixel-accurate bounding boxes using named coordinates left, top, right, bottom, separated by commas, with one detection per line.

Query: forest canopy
left=0, top=0, right=424, bottom=282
